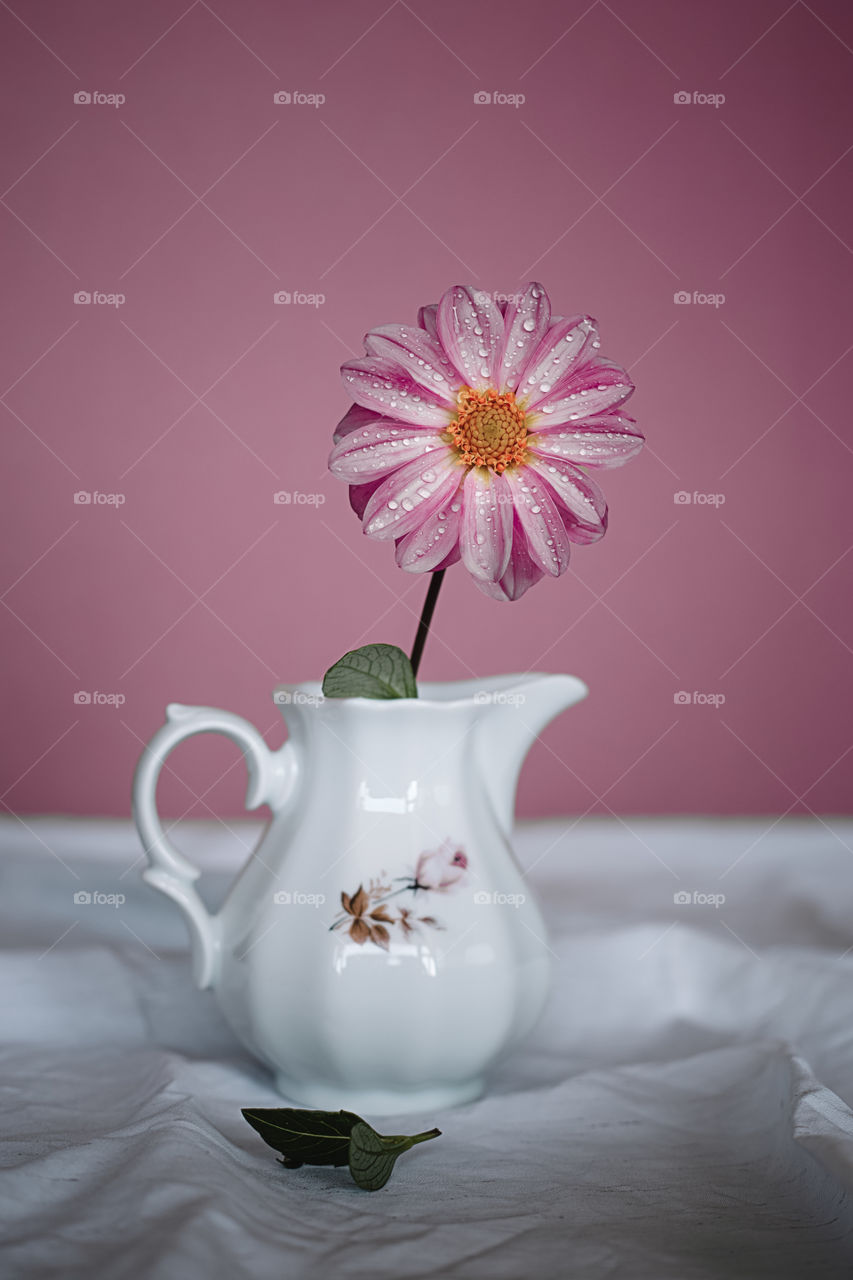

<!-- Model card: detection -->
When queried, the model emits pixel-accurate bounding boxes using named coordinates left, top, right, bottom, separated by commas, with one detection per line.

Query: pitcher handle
left=132, top=703, right=294, bottom=989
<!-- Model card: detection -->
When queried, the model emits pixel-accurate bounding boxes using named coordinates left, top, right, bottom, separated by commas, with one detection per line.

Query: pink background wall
left=2, top=0, right=852, bottom=819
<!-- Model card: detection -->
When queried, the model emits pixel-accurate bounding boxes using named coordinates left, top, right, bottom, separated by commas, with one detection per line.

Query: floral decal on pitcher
left=330, top=839, right=468, bottom=950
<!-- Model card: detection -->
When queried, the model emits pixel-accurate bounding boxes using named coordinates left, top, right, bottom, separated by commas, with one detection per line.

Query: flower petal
left=341, top=358, right=452, bottom=426
left=395, top=485, right=464, bottom=573
left=473, top=512, right=546, bottom=601
left=517, top=315, right=599, bottom=407
left=436, top=285, right=505, bottom=390
left=533, top=360, right=634, bottom=422
left=459, top=468, right=513, bottom=581
left=334, top=403, right=379, bottom=444
left=330, top=423, right=448, bottom=484
left=417, top=303, right=439, bottom=339
left=497, top=282, right=551, bottom=392
left=348, top=477, right=383, bottom=520
left=364, top=324, right=461, bottom=402
left=525, top=456, right=608, bottom=544
left=503, top=468, right=572, bottom=577
left=363, top=451, right=462, bottom=540
left=528, top=412, right=644, bottom=468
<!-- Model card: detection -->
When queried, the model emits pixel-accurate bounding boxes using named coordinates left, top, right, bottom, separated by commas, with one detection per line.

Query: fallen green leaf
left=348, top=1121, right=441, bottom=1191
left=241, top=1108, right=360, bottom=1168
left=242, top=1107, right=441, bottom=1189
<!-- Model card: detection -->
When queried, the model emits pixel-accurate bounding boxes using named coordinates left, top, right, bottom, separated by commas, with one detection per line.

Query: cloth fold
left=2, top=816, right=853, bottom=1278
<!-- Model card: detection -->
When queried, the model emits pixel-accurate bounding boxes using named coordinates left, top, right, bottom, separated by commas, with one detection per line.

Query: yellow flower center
left=443, top=387, right=528, bottom=473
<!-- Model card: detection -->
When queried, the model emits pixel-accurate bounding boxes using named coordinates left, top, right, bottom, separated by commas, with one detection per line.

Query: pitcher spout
left=476, top=674, right=588, bottom=837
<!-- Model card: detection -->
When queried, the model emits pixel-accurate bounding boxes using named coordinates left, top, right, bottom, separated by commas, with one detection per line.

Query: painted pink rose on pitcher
left=414, top=840, right=469, bottom=892
left=330, top=841, right=469, bottom=947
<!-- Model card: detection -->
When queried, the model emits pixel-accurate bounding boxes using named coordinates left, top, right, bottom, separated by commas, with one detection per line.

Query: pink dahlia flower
left=329, top=282, right=643, bottom=601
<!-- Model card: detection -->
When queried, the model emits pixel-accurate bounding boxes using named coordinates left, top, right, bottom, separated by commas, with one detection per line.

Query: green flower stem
left=410, top=570, right=446, bottom=678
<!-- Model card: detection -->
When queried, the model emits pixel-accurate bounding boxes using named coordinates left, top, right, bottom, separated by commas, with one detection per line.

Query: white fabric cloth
left=2, top=815, right=853, bottom=1278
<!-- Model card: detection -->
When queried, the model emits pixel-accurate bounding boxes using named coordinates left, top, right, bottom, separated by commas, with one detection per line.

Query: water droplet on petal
left=522, top=319, right=536, bottom=332
left=401, top=497, right=414, bottom=511
left=388, top=500, right=399, bottom=510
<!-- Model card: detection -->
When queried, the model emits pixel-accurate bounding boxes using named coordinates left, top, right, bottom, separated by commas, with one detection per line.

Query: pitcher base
left=273, top=1072, right=484, bottom=1116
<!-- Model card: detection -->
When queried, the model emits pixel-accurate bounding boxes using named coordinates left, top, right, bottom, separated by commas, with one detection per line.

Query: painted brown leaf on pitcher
left=340, top=885, right=395, bottom=949
left=330, top=841, right=468, bottom=949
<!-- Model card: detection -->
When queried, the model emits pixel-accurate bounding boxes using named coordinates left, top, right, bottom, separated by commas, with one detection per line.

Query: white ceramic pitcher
left=132, top=673, right=587, bottom=1114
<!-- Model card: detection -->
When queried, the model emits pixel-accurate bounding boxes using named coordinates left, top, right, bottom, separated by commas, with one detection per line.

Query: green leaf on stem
left=322, top=643, right=418, bottom=700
